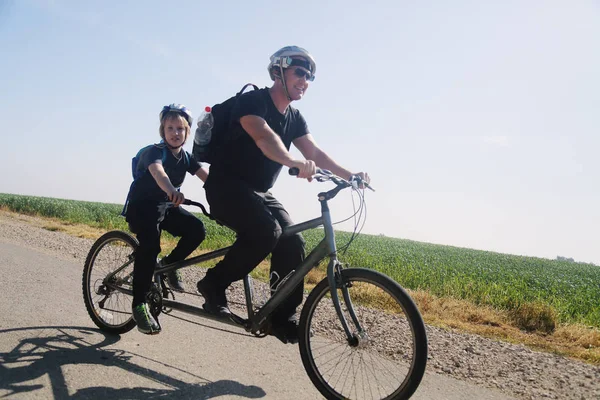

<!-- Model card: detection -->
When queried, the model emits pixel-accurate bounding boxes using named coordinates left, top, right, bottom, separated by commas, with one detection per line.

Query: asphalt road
left=0, top=239, right=516, bottom=399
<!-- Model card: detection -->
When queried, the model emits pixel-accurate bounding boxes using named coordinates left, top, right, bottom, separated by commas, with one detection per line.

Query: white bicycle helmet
left=268, top=46, right=316, bottom=81
left=159, top=103, right=194, bottom=128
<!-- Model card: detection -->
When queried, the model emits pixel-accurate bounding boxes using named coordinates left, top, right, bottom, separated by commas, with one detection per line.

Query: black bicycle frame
left=105, top=196, right=362, bottom=340
left=244, top=197, right=361, bottom=338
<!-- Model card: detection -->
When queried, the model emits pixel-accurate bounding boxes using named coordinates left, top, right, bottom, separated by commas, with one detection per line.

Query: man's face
left=283, top=62, right=312, bottom=101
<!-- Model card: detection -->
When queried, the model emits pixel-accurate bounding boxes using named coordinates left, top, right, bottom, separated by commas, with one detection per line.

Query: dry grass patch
left=1, top=209, right=107, bottom=239
left=410, top=289, right=504, bottom=328
left=306, top=267, right=326, bottom=287
left=44, top=223, right=105, bottom=239
left=555, top=325, right=600, bottom=349
left=509, top=301, right=557, bottom=334
left=42, top=224, right=64, bottom=232
left=407, top=289, right=600, bottom=364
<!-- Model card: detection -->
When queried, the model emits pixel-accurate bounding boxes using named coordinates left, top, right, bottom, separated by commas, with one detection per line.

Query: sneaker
left=196, top=277, right=230, bottom=317
left=132, top=303, right=161, bottom=335
left=159, top=259, right=185, bottom=292
left=166, top=269, right=185, bottom=292
left=271, top=316, right=299, bottom=344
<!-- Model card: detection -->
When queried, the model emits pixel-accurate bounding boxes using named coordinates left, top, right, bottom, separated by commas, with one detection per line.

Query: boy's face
left=163, top=116, right=187, bottom=148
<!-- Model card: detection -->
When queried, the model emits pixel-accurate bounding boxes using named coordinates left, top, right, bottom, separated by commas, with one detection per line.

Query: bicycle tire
left=299, top=268, right=428, bottom=400
left=82, top=230, right=138, bottom=334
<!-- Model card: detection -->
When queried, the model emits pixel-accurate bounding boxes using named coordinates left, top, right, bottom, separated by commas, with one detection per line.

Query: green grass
left=334, top=234, right=600, bottom=327
left=2, top=192, right=599, bottom=328
left=0, top=193, right=235, bottom=250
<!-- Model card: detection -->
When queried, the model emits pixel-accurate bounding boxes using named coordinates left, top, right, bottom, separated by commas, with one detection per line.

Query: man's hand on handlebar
left=350, top=172, right=371, bottom=190
left=290, top=160, right=316, bottom=181
left=289, top=167, right=375, bottom=191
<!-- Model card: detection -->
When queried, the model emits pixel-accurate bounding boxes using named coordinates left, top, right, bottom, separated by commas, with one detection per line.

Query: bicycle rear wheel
left=82, top=230, right=137, bottom=334
left=299, top=268, right=427, bottom=400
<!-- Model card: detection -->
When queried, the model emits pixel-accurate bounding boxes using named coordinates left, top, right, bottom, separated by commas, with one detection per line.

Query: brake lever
left=349, top=175, right=376, bottom=192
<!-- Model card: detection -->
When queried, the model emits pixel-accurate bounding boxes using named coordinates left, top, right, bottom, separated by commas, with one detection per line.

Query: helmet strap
left=279, top=64, right=292, bottom=101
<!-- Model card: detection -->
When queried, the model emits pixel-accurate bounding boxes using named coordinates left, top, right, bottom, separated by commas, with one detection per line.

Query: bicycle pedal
left=161, top=289, right=175, bottom=314
left=228, top=312, right=247, bottom=326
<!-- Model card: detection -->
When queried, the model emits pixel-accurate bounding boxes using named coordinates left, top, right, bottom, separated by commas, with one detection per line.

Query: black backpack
left=193, top=83, right=259, bottom=164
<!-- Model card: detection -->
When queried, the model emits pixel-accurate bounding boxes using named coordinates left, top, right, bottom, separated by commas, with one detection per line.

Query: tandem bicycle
left=82, top=168, right=428, bottom=400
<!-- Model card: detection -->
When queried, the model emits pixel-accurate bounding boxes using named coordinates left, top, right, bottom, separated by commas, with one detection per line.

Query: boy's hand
left=168, top=191, right=185, bottom=206
left=149, top=163, right=187, bottom=205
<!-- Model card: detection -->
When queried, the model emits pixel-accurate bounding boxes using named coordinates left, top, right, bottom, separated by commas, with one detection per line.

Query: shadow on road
left=165, top=312, right=253, bottom=338
left=0, top=325, right=266, bottom=399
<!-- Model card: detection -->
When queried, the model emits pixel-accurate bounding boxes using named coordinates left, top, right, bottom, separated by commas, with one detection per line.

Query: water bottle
left=194, top=106, right=214, bottom=147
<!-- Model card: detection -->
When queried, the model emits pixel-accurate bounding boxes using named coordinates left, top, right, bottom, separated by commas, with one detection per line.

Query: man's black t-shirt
left=209, top=88, right=309, bottom=192
left=128, top=145, right=201, bottom=204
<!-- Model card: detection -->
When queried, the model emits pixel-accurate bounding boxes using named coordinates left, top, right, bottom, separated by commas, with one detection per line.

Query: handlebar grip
left=290, top=167, right=328, bottom=176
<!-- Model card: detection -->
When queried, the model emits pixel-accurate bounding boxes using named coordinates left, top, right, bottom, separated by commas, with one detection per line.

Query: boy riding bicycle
left=123, top=104, right=209, bottom=334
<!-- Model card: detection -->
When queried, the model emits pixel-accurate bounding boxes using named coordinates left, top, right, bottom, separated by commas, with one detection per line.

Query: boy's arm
left=148, top=162, right=185, bottom=206
left=195, top=166, right=209, bottom=182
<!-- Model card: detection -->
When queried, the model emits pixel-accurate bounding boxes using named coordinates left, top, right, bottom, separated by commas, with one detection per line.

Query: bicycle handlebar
left=288, top=167, right=375, bottom=192
left=183, top=199, right=211, bottom=216
left=179, top=167, right=373, bottom=219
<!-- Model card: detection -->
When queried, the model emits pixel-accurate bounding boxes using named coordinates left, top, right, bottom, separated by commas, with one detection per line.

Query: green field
left=2, top=192, right=599, bottom=328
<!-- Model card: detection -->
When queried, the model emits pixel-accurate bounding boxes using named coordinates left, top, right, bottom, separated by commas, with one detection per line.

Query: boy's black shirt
left=128, top=145, right=201, bottom=204
left=208, top=88, right=309, bottom=192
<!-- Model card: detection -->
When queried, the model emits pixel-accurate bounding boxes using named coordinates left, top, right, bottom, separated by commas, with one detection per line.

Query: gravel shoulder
left=1, top=211, right=598, bottom=400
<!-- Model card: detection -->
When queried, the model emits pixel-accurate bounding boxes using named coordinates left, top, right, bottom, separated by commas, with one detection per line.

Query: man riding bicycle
left=196, top=45, right=370, bottom=344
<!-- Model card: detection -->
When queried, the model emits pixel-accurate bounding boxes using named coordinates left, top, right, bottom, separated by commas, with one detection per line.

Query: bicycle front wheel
left=82, top=230, right=137, bottom=334
left=299, top=268, right=428, bottom=400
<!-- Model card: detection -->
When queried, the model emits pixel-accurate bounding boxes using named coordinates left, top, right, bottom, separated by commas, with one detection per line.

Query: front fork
left=327, top=259, right=364, bottom=346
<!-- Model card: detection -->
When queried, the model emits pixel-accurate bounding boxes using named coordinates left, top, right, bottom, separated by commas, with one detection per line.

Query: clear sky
left=1, top=0, right=599, bottom=264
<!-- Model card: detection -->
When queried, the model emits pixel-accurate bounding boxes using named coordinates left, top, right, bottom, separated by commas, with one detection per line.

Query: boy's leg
left=159, top=207, right=206, bottom=291
left=160, top=207, right=206, bottom=262
left=126, top=203, right=163, bottom=334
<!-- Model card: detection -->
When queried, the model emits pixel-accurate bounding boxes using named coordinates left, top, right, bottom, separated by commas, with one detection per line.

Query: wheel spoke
left=83, top=231, right=138, bottom=334
left=299, top=269, right=427, bottom=400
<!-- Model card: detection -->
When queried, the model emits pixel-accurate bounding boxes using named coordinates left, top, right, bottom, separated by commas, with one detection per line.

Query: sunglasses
left=292, top=68, right=315, bottom=82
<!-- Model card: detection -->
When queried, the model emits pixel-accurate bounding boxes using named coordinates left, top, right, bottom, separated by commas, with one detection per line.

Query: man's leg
left=199, top=181, right=282, bottom=313
left=264, top=192, right=306, bottom=322
left=264, top=193, right=306, bottom=343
